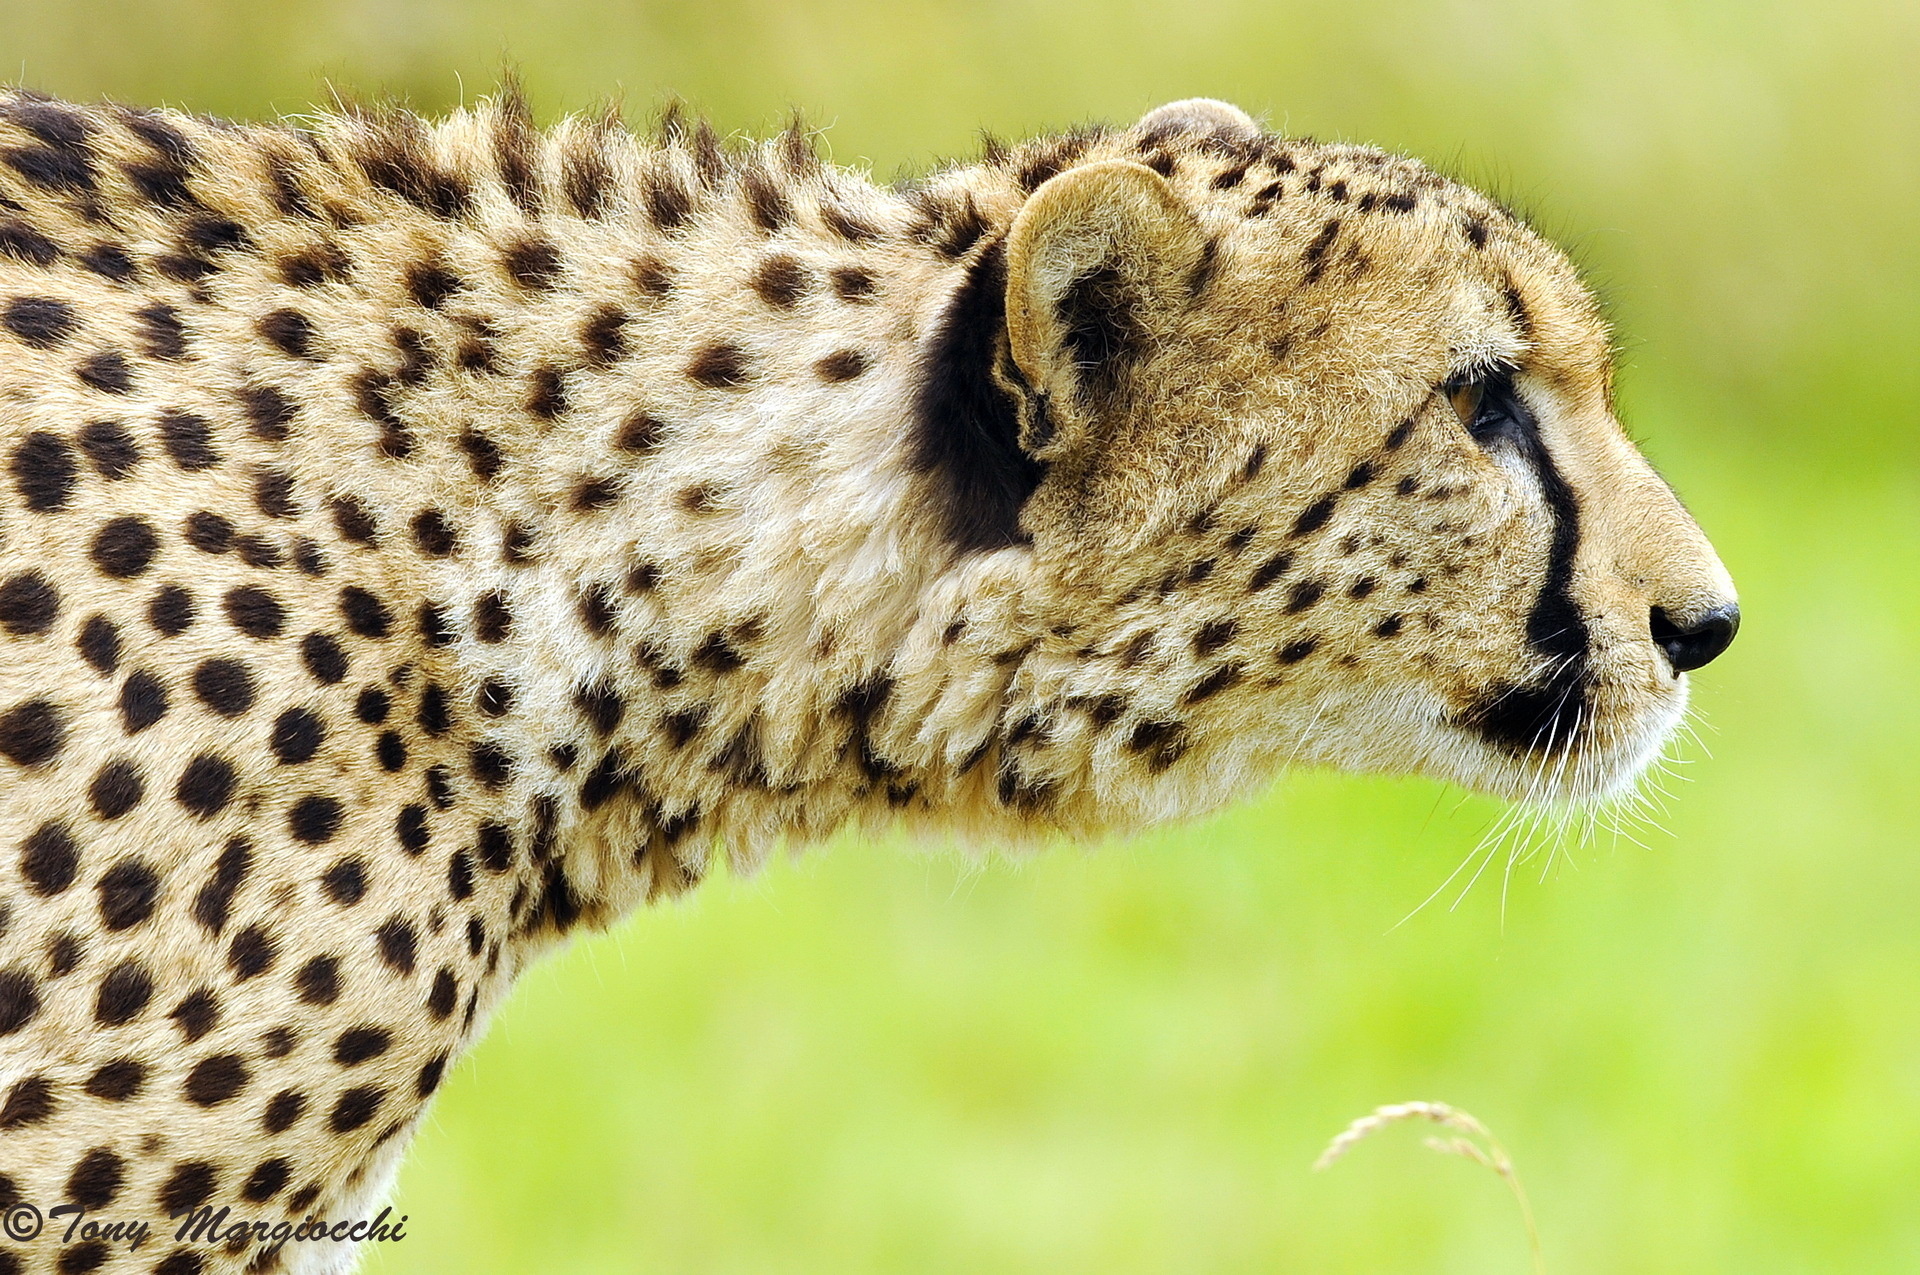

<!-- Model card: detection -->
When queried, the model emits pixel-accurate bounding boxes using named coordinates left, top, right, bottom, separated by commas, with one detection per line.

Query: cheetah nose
left=1649, top=603, right=1740, bottom=674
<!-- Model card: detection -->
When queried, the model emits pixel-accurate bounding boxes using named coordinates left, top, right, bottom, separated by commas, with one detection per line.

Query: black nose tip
left=1650, top=603, right=1740, bottom=674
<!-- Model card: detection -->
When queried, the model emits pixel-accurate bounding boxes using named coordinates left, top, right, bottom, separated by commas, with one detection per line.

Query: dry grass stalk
left=1314, top=1101, right=1544, bottom=1275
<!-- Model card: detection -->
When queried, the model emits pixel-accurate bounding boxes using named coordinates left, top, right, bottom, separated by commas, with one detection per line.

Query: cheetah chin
left=0, top=90, right=1735, bottom=1273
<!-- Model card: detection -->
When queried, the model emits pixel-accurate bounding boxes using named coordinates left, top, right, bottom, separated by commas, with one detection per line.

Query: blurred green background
left=7, top=1, right=1916, bottom=1270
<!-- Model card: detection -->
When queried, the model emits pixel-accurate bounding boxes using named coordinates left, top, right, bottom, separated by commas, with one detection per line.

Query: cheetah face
left=983, top=105, right=1736, bottom=809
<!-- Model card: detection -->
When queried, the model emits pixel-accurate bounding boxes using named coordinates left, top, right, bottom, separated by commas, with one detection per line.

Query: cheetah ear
left=1133, top=98, right=1261, bottom=143
left=1003, top=159, right=1209, bottom=460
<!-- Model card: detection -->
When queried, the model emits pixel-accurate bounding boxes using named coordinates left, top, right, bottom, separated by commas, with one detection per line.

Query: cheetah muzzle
left=0, top=90, right=1737, bottom=1273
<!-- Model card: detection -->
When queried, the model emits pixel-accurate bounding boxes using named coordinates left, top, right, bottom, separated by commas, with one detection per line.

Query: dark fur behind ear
left=909, top=238, right=1046, bottom=554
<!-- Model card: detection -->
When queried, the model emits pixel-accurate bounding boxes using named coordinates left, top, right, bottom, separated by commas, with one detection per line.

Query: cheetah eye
left=1447, top=380, right=1484, bottom=429
left=1442, top=365, right=1527, bottom=447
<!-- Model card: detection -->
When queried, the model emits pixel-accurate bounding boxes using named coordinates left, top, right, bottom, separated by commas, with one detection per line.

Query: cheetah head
left=954, top=100, right=1736, bottom=816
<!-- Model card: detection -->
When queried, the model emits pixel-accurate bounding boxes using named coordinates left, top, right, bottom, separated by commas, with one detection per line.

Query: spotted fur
left=0, top=90, right=1735, bottom=1273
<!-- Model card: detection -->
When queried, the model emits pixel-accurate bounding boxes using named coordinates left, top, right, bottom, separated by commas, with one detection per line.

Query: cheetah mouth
left=1456, top=652, right=1593, bottom=760
left=1442, top=670, right=1685, bottom=803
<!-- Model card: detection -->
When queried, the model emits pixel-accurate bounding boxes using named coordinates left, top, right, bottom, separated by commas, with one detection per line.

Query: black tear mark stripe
left=906, top=236, right=1044, bottom=555
left=1460, top=374, right=1591, bottom=753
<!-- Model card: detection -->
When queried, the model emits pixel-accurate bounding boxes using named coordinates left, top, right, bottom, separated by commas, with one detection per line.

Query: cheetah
left=0, top=87, right=1737, bottom=1273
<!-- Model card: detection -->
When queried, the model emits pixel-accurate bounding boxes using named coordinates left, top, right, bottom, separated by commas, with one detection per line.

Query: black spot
left=1300, top=219, right=1340, bottom=285
left=0, top=571, right=57, bottom=635
left=295, top=956, right=340, bottom=1004
left=816, top=349, right=869, bottom=382
left=0, top=697, right=63, bottom=767
left=77, top=419, right=139, bottom=478
left=406, top=260, right=462, bottom=309
left=1374, top=614, right=1405, bottom=638
left=1385, top=419, right=1414, bottom=450
left=135, top=303, right=188, bottom=360
left=0, top=218, right=60, bottom=267
left=157, top=1160, right=218, bottom=1214
left=158, top=410, right=218, bottom=471
left=85, top=1059, right=145, bottom=1101
left=908, top=238, right=1044, bottom=554
left=87, top=517, right=157, bottom=578
left=169, top=989, right=217, bottom=1041
left=88, top=758, right=143, bottom=819
left=1193, top=618, right=1239, bottom=656
left=66, top=1147, right=126, bottom=1210
left=185, top=511, right=232, bottom=554
left=330, top=495, right=379, bottom=545
left=410, top=509, right=457, bottom=557
left=692, top=630, right=744, bottom=674
left=355, top=687, right=391, bottom=724
left=174, top=753, right=236, bottom=818
left=183, top=1054, right=247, bottom=1106
left=742, top=166, right=792, bottom=232
left=504, top=237, right=562, bottom=290
left=501, top=521, right=536, bottom=564
left=1277, top=637, right=1318, bottom=664
left=253, top=468, right=297, bottom=519
left=581, top=305, right=628, bottom=367
left=19, top=822, right=77, bottom=895
left=1125, top=719, right=1190, bottom=772
left=119, top=669, right=168, bottom=732
left=262, top=1089, right=305, bottom=1133
left=93, top=960, right=153, bottom=1026
left=3, top=295, right=78, bottom=347
left=477, top=678, right=515, bottom=717
left=340, top=586, right=392, bottom=638
left=191, top=838, right=249, bottom=935
left=457, top=428, right=502, bottom=481
left=751, top=254, right=809, bottom=307
left=77, top=241, right=136, bottom=281
left=242, top=1158, right=290, bottom=1204
left=77, top=616, right=120, bottom=672
left=447, top=848, right=474, bottom=900
left=574, top=681, right=625, bottom=735
left=301, top=632, right=347, bottom=684
left=508, top=356, right=567, bottom=418
left=475, top=592, right=511, bottom=642
left=258, top=309, right=318, bottom=359
left=577, top=583, right=616, bottom=634
left=96, top=858, right=159, bottom=930
left=226, top=925, right=275, bottom=980
left=288, top=794, right=342, bottom=844
left=476, top=823, right=514, bottom=872
left=355, top=129, right=471, bottom=217
left=6, top=141, right=93, bottom=193
left=645, top=169, right=693, bottom=231
left=831, top=266, right=876, bottom=301
left=417, top=683, right=452, bottom=736
left=10, top=431, right=77, bottom=511
left=375, top=917, right=416, bottom=974
left=470, top=740, right=513, bottom=788
left=329, top=1085, right=386, bottom=1133
left=147, top=585, right=194, bottom=635
left=1284, top=579, right=1325, bottom=613
left=0, top=1070, right=52, bottom=1122
left=192, top=658, right=253, bottom=716
left=332, top=1025, right=390, bottom=1066
left=688, top=342, right=750, bottom=388
left=396, top=804, right=429, bottom=854
left=269, top=708, right=324, bottom=765
left=1290, top=494, right=1337, bottom=538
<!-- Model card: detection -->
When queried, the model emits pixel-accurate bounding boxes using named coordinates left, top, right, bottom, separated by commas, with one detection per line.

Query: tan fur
left=0, top=87, right=1732, bottom=1273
